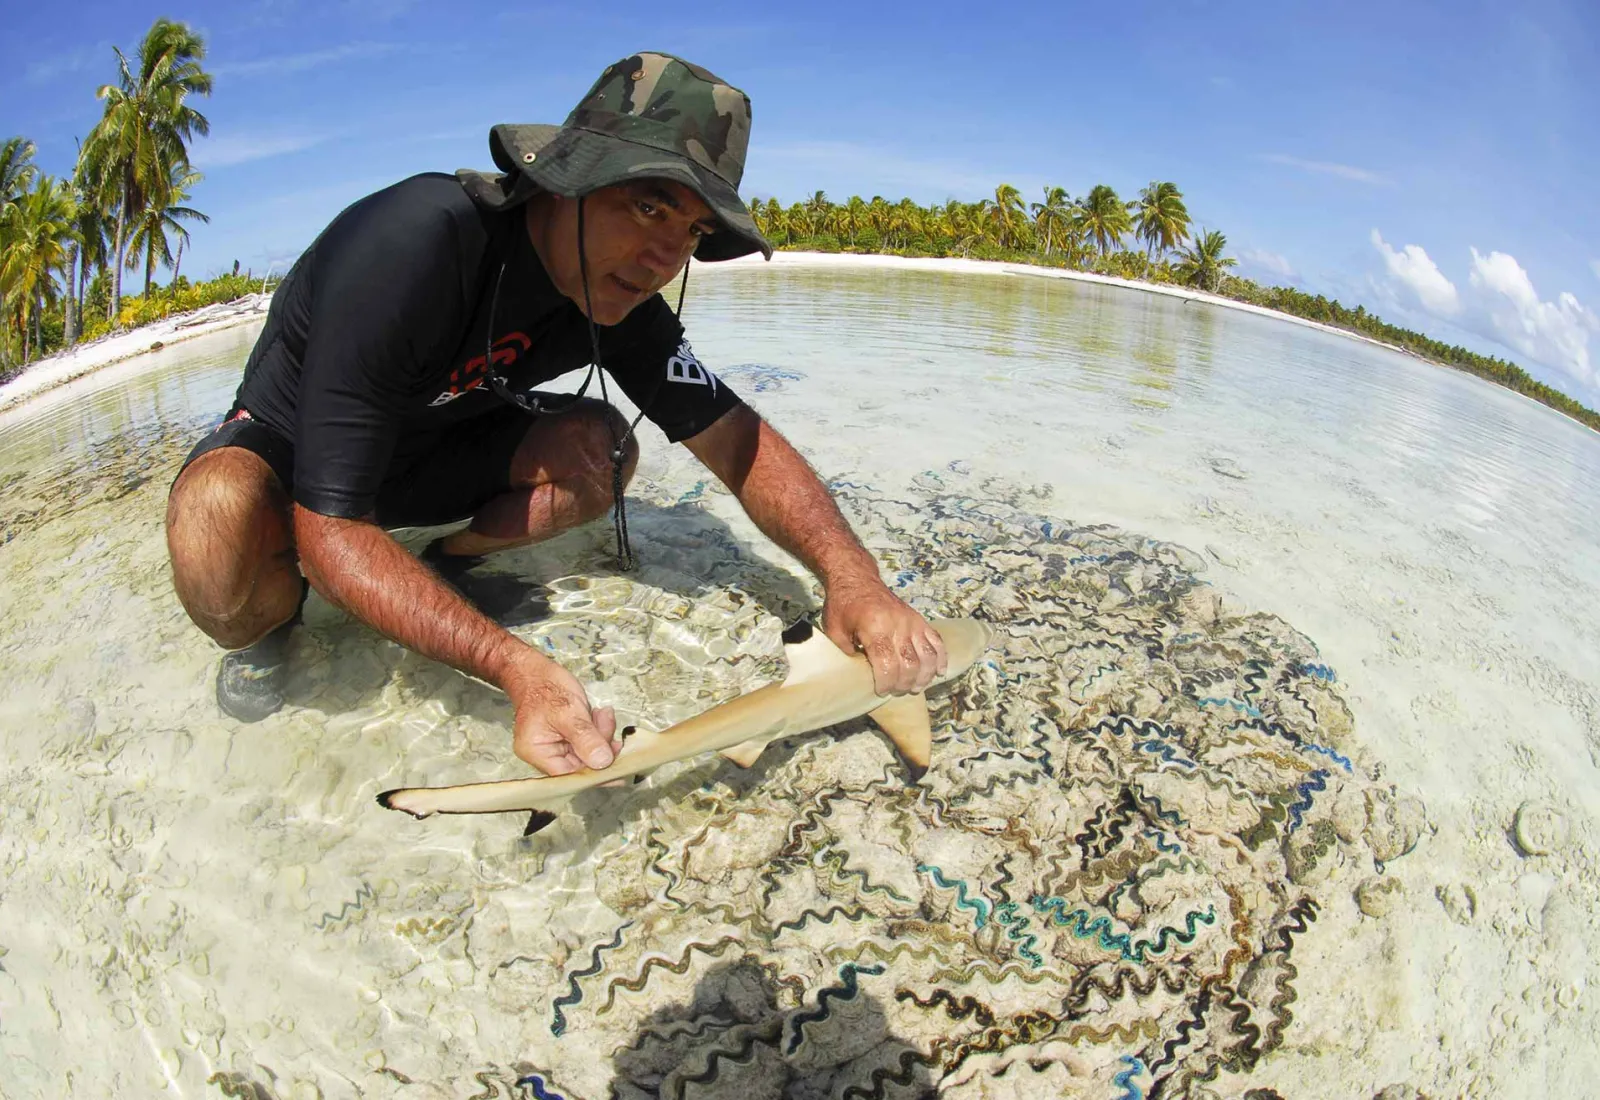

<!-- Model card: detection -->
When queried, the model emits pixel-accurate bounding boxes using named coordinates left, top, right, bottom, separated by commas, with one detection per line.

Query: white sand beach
left=0, top=292, right=272, bottom=417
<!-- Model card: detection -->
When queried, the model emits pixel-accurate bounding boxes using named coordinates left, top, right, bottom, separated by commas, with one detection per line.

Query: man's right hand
left=293, top=507, right=623, bottom=776
left=504, top=652, right=621, bottom=776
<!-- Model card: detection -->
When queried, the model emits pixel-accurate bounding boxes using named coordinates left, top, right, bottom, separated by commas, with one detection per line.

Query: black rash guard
left=232, top=172, right=742, bottom=519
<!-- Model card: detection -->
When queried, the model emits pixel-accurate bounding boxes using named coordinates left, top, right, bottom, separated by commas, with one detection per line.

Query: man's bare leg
left=437, top=402, right=641, bottom=558
left=167, top=447, right=304, bottom=720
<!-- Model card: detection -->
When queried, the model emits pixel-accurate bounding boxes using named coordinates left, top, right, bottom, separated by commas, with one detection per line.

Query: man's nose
left=638, top=229, right=694, bottom=279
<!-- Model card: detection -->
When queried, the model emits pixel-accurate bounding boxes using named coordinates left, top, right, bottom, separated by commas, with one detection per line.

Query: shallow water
left=1, top=267, right=1596, bottom=1099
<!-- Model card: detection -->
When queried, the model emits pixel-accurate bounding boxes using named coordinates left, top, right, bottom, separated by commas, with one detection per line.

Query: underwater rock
left=1373, top=1086, right=1427, bottom=1100
left=1364, top=786, right=1426, bottom=864
left=1356, top=876, right=1404, bottom=918
left=1512, top=801, right=1568, bottom=857
left=1207, top=454, right=1249, bottom=480
left=1436, top=883, right=1477, bottom=926
left=1330, top=784, right=1368, bottom=845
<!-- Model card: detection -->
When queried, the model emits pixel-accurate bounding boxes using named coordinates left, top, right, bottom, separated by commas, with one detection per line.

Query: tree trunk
left=64, top=242, right=79, bottom=345
left=172, top=238, right=184, bottom=297
left=110, top=185, right=127, bottom=321
left=144, top=231, right=155, bottom=299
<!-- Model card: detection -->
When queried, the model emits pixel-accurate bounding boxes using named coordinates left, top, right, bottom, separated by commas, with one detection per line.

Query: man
left=165, top=52, right=947, bottom=778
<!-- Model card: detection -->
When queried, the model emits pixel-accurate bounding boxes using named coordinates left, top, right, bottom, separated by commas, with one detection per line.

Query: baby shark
left=378, top=617, right=991, bottom=833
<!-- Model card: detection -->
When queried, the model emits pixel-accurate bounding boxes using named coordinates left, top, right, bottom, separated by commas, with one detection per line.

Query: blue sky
left=4, top=0, right=1598, bottom=401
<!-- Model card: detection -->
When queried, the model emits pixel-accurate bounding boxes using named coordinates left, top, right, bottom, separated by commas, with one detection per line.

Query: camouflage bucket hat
left=479, top=52, right=770, bottom=263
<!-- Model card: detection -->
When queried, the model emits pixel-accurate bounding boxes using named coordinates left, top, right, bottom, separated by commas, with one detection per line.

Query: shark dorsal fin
left=780, top=618, right=859, bottom=685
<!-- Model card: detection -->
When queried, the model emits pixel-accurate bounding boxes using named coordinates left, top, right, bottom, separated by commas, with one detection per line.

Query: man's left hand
left=822, top=579, right=948, bottom=695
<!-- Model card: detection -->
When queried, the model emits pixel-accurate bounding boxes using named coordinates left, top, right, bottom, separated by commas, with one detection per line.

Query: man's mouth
left=609, top=274, right=648, bottom=297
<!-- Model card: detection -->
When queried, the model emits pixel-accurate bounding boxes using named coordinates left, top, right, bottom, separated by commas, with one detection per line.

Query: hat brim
left=489, top=123, right=770, bottom=263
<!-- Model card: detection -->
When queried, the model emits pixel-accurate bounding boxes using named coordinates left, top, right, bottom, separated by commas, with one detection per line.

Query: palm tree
left=1, top=138, right=38, bottom=212
left=1075, top=184, right=1132, bottom=256
left=1173, top=228, right=1237, bottom=292
left=67, top=158, right=114, bottom=342
left=887, top=198, right=921, bottom=251
left=81, top=18, right=212, bottom=322
left=1, top=176, right=78, bottom=362
left=1029, top=185, right=1072, bottom=257
left=800, top=190, right=830, bottom=238
left=760, top=197, right=787, bottom=245
left=126, top=160, right=207, bottom=297
left=985, top=183, right=1027, bottom=251
left=833, top=195, right=862, bottom=248
left=1132, top=181, right=1191, bottom=259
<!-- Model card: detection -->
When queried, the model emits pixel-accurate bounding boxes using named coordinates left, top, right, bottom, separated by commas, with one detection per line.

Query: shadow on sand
left=606, top=959, right=936, bottom=1099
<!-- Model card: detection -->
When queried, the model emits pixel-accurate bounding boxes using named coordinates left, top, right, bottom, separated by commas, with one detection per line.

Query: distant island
left=2, top=15, right=1594, bottom=435
left=747, top=188, right=1600, bottom=434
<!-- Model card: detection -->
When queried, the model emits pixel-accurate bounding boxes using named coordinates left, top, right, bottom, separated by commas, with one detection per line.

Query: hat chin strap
left=574, top=195, right=691, bottom=572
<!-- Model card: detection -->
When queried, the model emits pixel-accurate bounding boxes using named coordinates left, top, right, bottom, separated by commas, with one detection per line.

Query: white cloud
left=192, top=131, right=329, bottom=168
left=1259, top=153, right=1389, bottom=186
left=1370, top=230, right=1461, bottom=317
left=25, top=42, right=112, bottom=85
left=1468, top=248, right=1598, bottom=389
left=1240, top=248, right=1296, bottom=281
left=211, top=42, right=397, bottom=79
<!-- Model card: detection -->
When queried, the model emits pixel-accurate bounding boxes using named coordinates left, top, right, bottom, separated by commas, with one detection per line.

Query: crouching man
left=166, top=52, right=946, bottom=776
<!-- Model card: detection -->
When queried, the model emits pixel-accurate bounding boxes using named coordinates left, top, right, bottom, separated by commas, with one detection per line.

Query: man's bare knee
left=167, top=448, right=297, bottom=644
left=510, top=401, right=640, bottom=497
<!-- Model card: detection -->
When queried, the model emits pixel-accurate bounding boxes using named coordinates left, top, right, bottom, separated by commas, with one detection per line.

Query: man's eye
left=637, top=200, right=658, bottom=216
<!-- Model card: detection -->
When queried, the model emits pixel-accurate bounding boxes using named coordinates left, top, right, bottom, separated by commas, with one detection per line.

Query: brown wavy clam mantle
left=0, top=439, right=1415, bottom=1099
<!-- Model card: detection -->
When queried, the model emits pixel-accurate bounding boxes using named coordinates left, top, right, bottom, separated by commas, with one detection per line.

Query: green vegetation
left=750, top=187, right=1600, bottom=433
left=1, top=17, right=230, bottom=380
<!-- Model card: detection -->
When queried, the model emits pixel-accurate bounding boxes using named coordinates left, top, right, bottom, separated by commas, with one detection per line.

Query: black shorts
left=177, top=403, right=537, bottom=528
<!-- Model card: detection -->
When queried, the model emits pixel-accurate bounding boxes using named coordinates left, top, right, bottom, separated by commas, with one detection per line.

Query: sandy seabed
left=0, top=255, right=1595, bottom=1100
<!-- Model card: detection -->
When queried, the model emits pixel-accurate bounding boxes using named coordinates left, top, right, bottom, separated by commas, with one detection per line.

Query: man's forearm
left=293, top=507, right=534, bottom=689
left=707, top=409, right=881, bottom=592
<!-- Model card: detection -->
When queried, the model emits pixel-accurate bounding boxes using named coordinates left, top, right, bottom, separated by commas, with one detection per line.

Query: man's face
left=528, top=180, right=719, bottom=326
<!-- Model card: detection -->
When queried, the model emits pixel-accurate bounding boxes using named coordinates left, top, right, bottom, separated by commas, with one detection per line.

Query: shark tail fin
left=868, top=692, right=932, bottom=783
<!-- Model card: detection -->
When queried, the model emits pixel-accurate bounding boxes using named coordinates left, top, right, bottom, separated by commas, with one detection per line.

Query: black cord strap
left=486, top=195, right=695, bottom=572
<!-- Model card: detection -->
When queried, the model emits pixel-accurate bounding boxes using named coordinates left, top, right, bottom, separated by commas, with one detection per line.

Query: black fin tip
left=781, top=618, right=815, bottom=645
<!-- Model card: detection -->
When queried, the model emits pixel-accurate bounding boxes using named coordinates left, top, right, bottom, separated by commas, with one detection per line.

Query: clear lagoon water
left=1, top=265, right=1596, bottom=1098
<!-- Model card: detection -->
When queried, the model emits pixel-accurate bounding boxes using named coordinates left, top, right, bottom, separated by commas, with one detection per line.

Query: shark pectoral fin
left=868, top=693, right=933, bottom=781
left=521, top=793, right=575, bottom=836
left=719, top=737, right=772, bottom=768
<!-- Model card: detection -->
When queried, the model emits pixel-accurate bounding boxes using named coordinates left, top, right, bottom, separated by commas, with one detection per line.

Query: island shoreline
left=0, top=254, right=1585, bottom=434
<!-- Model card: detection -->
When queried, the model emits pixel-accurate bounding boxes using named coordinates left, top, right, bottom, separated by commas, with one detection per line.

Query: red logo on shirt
left=429, top=331, right=531, bottom=407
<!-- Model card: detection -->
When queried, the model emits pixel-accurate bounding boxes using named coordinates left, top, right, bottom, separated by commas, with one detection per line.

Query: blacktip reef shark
left=378, top=617, right=991, bottom=834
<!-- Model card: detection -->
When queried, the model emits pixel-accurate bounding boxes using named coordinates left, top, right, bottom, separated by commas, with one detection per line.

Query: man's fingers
left=823, top=620, right=856, bottom=658
left=515, top=737, right=581, bottom=776
left=561, top=708, right=616, bottom=770
left=866, top=641, right=897, bottom=695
